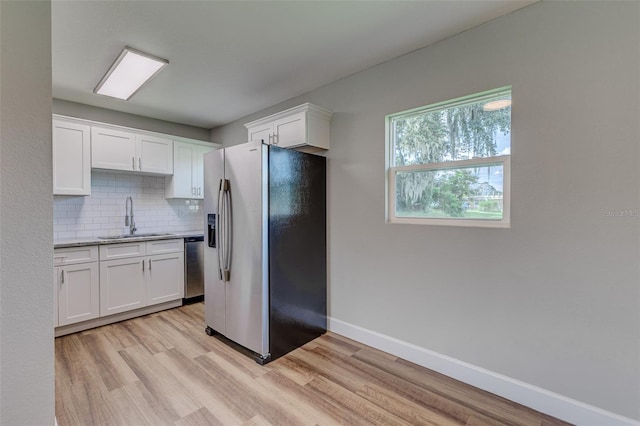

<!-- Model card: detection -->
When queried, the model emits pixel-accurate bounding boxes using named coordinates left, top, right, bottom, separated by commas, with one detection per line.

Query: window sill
left=387, top=217, right=510, bottom=228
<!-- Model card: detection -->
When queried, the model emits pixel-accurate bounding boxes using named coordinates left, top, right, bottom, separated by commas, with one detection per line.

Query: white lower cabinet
left=55, top=239, right=184, bottom=331
left=99, top=239, right=184, bottom=317
left=99, top=256, right=146, bottom=316
left=53, top=268, right=58, bottom=328
left=54, top=247, right=100, bottom=327
left=146, top=252, right=184, bottom=306
left=57, top=263, right=100, bottom=326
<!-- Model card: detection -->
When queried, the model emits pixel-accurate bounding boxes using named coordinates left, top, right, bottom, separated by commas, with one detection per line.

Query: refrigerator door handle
left=222, top=179, right=232, bottom=282
left=216, top=179, right=224, bottom=280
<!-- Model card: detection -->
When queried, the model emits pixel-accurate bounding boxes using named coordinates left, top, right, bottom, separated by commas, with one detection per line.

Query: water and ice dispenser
left=207, top=214, right=216, bottom=248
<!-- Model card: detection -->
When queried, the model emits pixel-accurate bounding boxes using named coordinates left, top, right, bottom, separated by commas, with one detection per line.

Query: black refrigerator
left=203, top=140, right=326, bottom=364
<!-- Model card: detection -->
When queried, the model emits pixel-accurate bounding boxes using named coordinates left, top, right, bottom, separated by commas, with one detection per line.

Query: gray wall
left=0, top=1, right=55, bottom=424
left=53, top=98, right=210, bottom=141
left=211, top=2, right=640, bottom=420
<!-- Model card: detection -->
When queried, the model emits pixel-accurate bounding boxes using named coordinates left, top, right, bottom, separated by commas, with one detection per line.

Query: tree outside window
left=387, top=87, right=511, bottom=227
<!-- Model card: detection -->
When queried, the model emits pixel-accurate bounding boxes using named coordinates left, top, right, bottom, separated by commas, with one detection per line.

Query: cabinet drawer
left=99, top=242, right=146, bottom=260
left=146, top=239, right=183, bottom=255
left=54, top=246, right=98, bottom=266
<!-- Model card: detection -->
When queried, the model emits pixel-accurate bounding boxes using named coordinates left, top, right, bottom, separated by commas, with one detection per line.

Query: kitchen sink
left=98, top=233, right=175, bottom=240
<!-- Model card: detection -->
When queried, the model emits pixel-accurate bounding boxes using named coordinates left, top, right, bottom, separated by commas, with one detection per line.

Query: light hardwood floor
left=56, top=303, right=571, bottom=426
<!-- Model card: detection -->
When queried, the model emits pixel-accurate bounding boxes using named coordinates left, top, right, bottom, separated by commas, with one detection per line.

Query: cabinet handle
left=198, top=187, right=201, bottom=196
left=273, top=133, right=278, bottom=145
left=149, top=259, right=152, bottom=270
left=61, top=270, right=65, bottom=284
left=139, top=158, right=142, bottom=170
left=142, top=260, right=145, bottom=272
left=132, top=156, right=135, bottom=170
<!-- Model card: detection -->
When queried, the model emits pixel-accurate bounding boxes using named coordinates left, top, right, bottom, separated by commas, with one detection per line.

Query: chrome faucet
left=125, top=196, right=136, bottom=235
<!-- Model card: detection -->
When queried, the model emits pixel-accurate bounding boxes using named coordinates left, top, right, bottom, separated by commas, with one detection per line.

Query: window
left=386, top=87, right=511, bottom=227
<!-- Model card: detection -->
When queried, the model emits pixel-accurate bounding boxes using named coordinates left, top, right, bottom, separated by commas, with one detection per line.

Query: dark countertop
left=54, top=230, right=204, bottom=249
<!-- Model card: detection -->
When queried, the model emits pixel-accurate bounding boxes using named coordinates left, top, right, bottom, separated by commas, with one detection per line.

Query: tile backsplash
left=54, top=171, right=203, bottom=240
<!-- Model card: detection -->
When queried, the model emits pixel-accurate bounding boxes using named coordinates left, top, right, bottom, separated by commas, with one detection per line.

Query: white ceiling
left=52, top=1, right=536, bottom=129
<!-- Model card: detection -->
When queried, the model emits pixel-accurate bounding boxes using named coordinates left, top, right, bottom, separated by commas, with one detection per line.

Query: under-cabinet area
left=54, top=237, right=184, bottom=337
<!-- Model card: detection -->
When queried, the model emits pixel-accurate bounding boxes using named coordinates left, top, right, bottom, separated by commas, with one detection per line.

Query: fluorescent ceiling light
left=94, top=47, right=168, bottom=100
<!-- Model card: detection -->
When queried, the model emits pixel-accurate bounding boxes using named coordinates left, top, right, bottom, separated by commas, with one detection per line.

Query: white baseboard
left=328, top=317, right=639, bottom=426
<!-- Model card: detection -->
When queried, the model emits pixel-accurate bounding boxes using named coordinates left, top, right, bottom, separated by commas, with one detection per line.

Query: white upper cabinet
left=165, top=141, right=215, bottom=199
left=52, top=115, right=210, bottom=195
left=52, top=118, right=91, bottom=195
left=247, top=122, right=273, bottom=144
left=193, top=145, right=212, bottom=197
left=91, top=126, right=137, bottom=171
left=136, top=134, right=173, bottom=174
left=272, top=111, right=306, bottom=148
left=91, top=125, right=173, bottom=174
left=167, top=142, right=195, bottom=197
left=244, top=103, right=332, bottom=152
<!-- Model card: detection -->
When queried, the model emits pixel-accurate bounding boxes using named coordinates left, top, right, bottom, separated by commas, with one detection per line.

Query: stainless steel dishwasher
left=184, top=236, right=204, bottom=303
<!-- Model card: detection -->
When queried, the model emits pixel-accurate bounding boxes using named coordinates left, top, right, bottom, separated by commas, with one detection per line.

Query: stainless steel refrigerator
left=203, top=140, right=326, bottom=364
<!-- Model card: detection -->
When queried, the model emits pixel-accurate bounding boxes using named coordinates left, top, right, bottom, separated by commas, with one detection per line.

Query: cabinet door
left=137, top=134, right=173, bottom=174
left=58, top=262, right=99, bottom=326
left=53, top=119, right=91, bottom=195
left=91, top=126, right=137, bottom=171
left=247, top=123, right=273, bottom=144
left=146, top=252, right=184, bottom=306
left=54, top=267, right=59, bottom=328
left=166, top=143, right=215, bottom=199
left=100, top=257, right=145, bottom=316
left=273, top=112, right=306, bottom=148
left=168, top=142, right=195, bottom=198
left=192, top=145, right=215, bottom=199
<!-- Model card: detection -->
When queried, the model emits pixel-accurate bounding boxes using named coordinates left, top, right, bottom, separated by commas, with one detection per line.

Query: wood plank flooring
left=55, top=303, right=571, bottom=426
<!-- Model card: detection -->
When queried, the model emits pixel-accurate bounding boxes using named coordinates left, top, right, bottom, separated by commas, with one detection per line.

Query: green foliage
left=394, top=99, right=510, bottom=166
left=393, top=113, right=447, bottom=211
left=445, top=103, right=510, bottom=160
left=393, top=94, right=510, bottom=217
left=394, top=113, right=447, bottom=166
left=479, top=200, right=501, bottom=212
left=432, top=170, right=478, bottom=217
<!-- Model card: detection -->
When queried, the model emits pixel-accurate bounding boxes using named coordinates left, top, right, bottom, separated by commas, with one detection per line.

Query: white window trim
left=387, top=87, right=511, bottom=124
left=387, top=155, right=511, bottom=228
